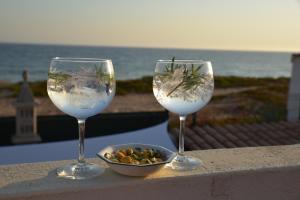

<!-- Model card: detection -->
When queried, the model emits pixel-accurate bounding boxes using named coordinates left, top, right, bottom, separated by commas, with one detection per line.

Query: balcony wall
left=0, top=144, right=300, bottom=200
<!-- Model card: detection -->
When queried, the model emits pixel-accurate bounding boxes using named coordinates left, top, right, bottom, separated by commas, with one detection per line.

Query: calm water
left=0, top=43, right=292, bottom=82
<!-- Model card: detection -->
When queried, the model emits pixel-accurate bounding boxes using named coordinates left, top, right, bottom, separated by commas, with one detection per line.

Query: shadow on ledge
left=0, top=111, right=168, bottom=146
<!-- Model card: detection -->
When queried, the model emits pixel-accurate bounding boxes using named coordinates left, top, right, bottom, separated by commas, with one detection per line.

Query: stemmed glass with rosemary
left=153, top=58, right=214, bottom=170
left=47, top=57, right=116, bottom=179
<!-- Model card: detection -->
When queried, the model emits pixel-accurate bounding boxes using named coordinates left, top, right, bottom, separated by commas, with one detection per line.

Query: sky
left=0, top=0, right=300, bottom=52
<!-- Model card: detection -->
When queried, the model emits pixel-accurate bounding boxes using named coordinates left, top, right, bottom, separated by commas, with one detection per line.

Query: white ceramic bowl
left=97, top=143, right=176, bottom=176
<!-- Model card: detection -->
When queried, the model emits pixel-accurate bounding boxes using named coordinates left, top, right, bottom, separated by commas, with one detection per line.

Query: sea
left=0, top=43, right=293, bottom=82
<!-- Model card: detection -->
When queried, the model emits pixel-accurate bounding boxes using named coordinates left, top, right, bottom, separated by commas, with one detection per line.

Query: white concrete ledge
left=1, top=144, right=300, bottom=200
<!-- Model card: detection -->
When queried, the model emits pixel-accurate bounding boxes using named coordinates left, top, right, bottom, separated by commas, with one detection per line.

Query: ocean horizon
left=0, top=43, right=292, bottom=82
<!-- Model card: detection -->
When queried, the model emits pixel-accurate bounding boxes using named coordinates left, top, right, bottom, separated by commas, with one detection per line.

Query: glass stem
left=78, top=119, right=86, bottom=164
left=178, top=116, right=186, bottom=156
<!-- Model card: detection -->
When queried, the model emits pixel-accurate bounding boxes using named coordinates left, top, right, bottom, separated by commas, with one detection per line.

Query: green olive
left=116, top=151, right=126, bottom=159
left=126, top=148, right=134, bottom=155
left=130, top=153, right=139, bottom=160
left=140, top=158, right=152, bottom=164
left=120, top=156, right=134, bottom=164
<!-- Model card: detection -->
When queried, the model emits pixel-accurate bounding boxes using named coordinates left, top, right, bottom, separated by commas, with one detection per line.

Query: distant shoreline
left=0, top=42, right=295, bottom=53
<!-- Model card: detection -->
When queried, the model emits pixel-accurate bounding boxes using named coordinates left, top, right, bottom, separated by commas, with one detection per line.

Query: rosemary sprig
left=48, top=72, right=71, bottom=88
left=95, top=67, right=115, bottom=95
left=160, top=58, right=207, bottom=97
left=166, top=80, right=184, bottom=96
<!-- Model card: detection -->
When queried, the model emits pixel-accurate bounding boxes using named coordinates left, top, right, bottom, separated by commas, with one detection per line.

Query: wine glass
left=47, top=57, right=116, bottom=179
left=153, top=59, right=214, bottom=170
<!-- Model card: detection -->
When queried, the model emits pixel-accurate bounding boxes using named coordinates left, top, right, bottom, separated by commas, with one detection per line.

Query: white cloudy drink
left=48, top=74, right=115, bottom=119
left=153, top=70, right=213, bottom=116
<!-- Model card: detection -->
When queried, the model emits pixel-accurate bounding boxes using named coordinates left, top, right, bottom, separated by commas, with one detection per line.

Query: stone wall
left=1, top=144, right=299, bottom=200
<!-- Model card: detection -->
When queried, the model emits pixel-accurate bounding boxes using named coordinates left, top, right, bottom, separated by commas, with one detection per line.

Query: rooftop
left=170, top=121, right=300, bottom=150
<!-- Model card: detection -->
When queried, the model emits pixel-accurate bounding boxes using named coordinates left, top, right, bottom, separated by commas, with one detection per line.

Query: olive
left=120, top=156, right=134, bottom=164
left=130, top=153, right=140, bottom=160
left=140, top=158, right=152, bottom=164
left=134, top=160, right=140, bottom=165
left=126, top=148, right=134, bottom=155
left=143, top=149, right=154, bottom=158
left=119, top=149, right=127, bottom=155
left=116, top=151, right=126, bottom=159
left=133, top=150, right=142, bottom=156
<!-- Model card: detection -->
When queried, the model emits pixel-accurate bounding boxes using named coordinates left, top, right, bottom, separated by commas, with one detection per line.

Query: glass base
left=57, top=162, right=104, bottom=180
left=166, top=155, right=202, bottom=171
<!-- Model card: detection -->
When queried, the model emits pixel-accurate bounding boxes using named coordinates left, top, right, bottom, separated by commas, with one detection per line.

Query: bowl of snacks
left=97, top=143, right=176, bottom=176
